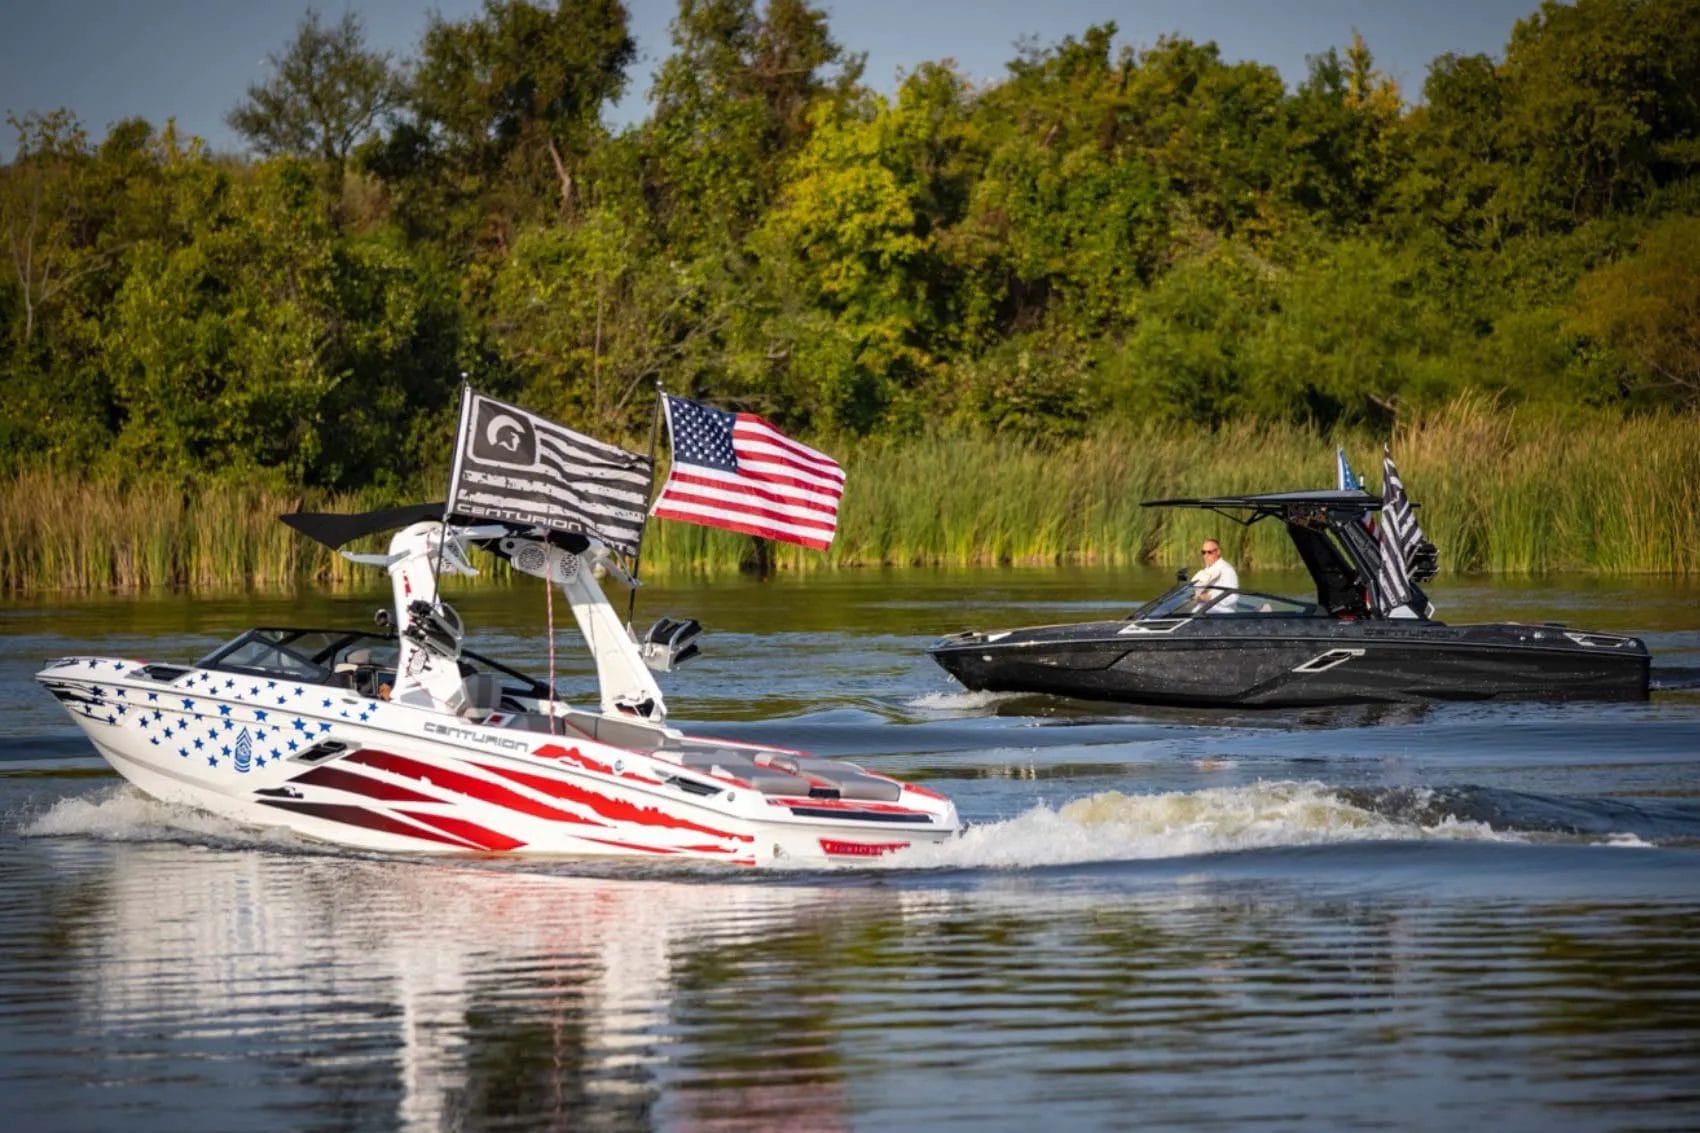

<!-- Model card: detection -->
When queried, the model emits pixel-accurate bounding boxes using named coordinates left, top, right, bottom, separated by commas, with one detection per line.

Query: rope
left=544, top=547, right=559, bottom=735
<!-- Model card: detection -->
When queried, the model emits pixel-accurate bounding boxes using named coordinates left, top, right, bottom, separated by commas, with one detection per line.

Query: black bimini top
left=1143, top=489, right=1382, bottom=514
left=281, top=503, right=593, bottom=554
left=281, top=502, right=453, bottom=550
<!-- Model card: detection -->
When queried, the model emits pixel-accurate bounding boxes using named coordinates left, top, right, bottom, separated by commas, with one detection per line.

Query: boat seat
left=459, top=673, right=504, bottom=718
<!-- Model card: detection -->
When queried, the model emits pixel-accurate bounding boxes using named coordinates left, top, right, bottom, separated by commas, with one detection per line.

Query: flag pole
left=626, top=380, right=665, bottom=628
left=431, top=380, right=473, bottom=599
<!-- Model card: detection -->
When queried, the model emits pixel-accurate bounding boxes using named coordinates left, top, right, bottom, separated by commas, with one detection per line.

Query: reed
left=3, top=405, right=1696, bottom=592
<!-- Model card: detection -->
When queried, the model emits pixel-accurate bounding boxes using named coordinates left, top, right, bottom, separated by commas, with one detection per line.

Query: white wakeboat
left=37, top=505, right=960, bottom=865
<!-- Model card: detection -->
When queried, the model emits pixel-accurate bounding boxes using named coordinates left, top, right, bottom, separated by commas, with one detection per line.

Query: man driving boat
left=1191, top=538, right=1239, bottom=612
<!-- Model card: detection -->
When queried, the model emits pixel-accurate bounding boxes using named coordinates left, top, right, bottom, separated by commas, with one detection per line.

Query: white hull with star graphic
left=39, top=651, right=958, bottom=865
left=37, top=513, right=958, bottom=866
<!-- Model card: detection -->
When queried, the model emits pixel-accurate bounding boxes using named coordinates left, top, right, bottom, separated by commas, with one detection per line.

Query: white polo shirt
left=1190, top=556, right=1240, bottom=612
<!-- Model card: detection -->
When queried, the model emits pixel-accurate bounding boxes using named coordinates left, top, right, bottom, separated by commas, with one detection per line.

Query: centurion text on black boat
left=929, top=473, right=1650, bottom=709
left=36, top=389, right=959, bottom=864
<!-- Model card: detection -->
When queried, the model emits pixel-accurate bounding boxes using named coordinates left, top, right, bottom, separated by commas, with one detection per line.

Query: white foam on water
left=882, top=780, right=1522, bottom=870
left=904, top=689, right=1025, bottom=712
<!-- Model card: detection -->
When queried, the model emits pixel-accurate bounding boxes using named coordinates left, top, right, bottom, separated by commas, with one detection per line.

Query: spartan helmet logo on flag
left=471, top=402, right=537, bottom=468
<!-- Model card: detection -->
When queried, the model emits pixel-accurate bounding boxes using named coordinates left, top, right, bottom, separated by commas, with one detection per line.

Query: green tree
left=404, top=0, right=634, bottom=230
left=1570, top=215, right=1700, bottom=408
left=226, top=9, right=401, bottom=190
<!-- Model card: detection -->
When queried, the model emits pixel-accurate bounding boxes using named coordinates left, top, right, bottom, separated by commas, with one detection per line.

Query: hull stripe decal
left=346, top=749, right=605, bottom=826
left=288, top=764, right=443, bottom=803
left=576, top=836, right=677, bottom=855
left=476, top=762, right=753, bottom=844
left=533, top=742, right=662, bottom=785
left=396, top=810, right=526, bottom=852
left=256, top=799, right=479, bottom=849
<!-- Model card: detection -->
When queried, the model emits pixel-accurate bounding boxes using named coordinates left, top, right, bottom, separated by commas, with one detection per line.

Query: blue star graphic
left=218, top=704, right=232, bottom=717
left=287, top=739, right=300, bottom=752
left=178, top=747, right=188, bottom=758
left=180, top=698, right=195, bottom=710
left=207, top=755, right=218, bottom=767
left=255, top=710, right=269, bottom=721
left=146, top=692, right=158, bottom=702
left=221, top=745, right=231, bottom=757
left=192, top=737, right=204, bottom=750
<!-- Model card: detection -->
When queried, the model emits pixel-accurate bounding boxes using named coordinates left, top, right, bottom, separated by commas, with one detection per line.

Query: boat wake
left=904, top=689, right=1027, bottom=712
left=23, top=786, right=317, bottom=853
left=881, top=781, right=1526, bottom=870
left=25, top=780, right=1663, bottom=875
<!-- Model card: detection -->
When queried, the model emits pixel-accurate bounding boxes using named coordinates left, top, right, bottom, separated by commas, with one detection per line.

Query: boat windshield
left=195, top=627, right=549, bottom=695
left=1132, top=584, right=1320, bottom=620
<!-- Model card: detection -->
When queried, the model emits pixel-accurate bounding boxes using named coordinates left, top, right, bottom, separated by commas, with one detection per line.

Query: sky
left=0, top=0, right=1546, bottom=157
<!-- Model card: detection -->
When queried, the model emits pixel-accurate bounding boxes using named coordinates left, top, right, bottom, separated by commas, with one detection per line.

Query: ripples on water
left=3, top=570, right=1699, bottom=1131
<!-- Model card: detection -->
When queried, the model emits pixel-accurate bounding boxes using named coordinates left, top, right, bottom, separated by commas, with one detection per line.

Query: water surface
left=3, top=568, right=1698, bottom=1131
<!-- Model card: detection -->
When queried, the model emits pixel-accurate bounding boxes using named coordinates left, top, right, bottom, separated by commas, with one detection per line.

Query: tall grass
left=4, top=405, right=1697, bottom=591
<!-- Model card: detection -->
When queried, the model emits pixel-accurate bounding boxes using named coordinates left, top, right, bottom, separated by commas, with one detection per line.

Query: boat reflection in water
left=59, top=832, right=885, bottom=1131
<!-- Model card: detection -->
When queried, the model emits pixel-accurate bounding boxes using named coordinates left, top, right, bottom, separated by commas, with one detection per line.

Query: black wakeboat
left=928, top=490, right=1651, bottom=707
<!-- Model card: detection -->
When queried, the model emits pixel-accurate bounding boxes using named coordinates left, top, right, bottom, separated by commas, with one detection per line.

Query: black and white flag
left=445, top=388, right=653, bottom=557
left=1374, top=445, right=1428, bottom=615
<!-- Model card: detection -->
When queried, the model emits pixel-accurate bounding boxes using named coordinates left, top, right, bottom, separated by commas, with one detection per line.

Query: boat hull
left=39, top=657, right=958, bottom=865
left=929, top=617, right=1651, bottom=708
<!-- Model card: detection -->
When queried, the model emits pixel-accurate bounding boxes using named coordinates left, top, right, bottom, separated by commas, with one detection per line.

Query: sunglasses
left=1200, top=547, right=1219, bottom=556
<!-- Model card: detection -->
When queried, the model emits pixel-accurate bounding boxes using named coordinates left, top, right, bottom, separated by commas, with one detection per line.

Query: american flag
left=1338, top=446, right=1376, bottom=533
left=1374, top=446, right=1428, bottom=614
left=446, top=388, right=653, bottom=557
left=1336, top=447, right=1363, bottom=492
left=650, top=395, right=844, bottom=551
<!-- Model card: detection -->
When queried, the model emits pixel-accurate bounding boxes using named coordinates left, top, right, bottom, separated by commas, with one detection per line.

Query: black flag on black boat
left=445, top=388, right=653, bottom=557
left=1374, top=445, right=1428, bottom=616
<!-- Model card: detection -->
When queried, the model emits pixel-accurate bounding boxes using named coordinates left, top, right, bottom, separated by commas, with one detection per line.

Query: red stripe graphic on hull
left=577, top=836, right=677, bottom=854
left=397, top=810, right=526, bottom=851
left=256, top=799, right=478, bottom=849
left=533, top=743, right=662, bottom=785
left=346, top=749, right=605, bottom=826
left=289, top=764, right=443, bottom=803
left=476, top=762, right=754, bottom=843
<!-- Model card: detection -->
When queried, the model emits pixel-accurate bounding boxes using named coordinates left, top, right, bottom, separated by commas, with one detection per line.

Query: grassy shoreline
left=4, top=405, right=1697, bottom=592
